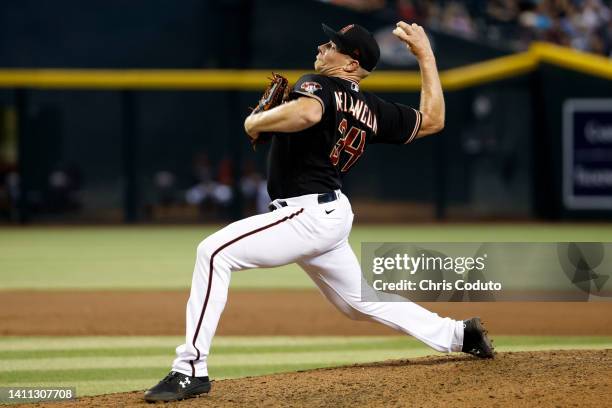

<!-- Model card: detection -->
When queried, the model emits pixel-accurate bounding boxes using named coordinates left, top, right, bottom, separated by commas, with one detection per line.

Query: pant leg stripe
left=189, top=207, right=304, bottom=376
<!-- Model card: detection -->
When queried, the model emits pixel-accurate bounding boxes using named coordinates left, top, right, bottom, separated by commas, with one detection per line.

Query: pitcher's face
left=314, top=41, right=348, bottom=73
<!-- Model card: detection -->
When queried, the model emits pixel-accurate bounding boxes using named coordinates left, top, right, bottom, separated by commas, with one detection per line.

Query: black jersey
left=266, top=74, right=422, bottom=200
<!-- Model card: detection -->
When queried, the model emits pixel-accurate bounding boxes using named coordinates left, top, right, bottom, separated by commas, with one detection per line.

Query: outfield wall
left=0, top=0, right=611, bottom=223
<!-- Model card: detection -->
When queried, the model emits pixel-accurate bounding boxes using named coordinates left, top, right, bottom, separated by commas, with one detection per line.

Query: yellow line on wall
left=0, top=42, right=608, bottom=91
left=529, top=42, right=612, bottom=80
left=441, top=52, right=538, bottom=90
left=0, top=69, right=310, bottom=90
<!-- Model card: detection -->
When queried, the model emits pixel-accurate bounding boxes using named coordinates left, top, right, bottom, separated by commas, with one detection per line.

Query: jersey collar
left=335, top=76, right=360, bottom=92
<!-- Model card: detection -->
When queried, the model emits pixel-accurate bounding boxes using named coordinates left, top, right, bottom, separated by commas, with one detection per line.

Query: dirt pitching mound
left=21, top=350, right=612, bottom=408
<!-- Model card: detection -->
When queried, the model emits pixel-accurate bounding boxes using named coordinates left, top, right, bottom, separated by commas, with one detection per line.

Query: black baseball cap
left=321, top=23, right=380, bottom=72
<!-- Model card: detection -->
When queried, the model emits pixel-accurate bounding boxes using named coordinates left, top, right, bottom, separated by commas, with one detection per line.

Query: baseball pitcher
left=144, top=21, right=494, bottom=402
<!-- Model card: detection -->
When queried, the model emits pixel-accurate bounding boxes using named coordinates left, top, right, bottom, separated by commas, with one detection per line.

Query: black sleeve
left=289, top=74, right=332, bottom=115
left=370, top=95, right=422, bottom=145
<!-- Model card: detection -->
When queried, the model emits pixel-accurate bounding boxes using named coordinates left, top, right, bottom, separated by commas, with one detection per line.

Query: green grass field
left=1, top=224, right=611, bottom=290
left=1, top=335, right=611, bottom=397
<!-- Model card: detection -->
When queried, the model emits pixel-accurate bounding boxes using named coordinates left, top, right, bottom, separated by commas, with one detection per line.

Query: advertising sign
left=563, top=99, right=612, bottom=210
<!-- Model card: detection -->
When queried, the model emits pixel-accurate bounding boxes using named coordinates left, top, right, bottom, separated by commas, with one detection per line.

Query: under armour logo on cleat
left=179, top=377, right=191, bottom=388
left=325, top=209, right=335, bottom=214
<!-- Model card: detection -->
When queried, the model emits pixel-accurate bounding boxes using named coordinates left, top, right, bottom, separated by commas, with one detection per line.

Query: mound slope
left=20, top=350, right=612, bottom=408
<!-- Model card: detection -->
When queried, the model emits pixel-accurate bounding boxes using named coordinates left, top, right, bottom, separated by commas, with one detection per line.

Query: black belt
left=317, top=191, right=338, bottom=204
left=269, top=191, right=338, bottom=212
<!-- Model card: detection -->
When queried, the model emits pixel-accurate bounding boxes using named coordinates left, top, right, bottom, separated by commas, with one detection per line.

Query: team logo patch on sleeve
left=300, top=82, right=323, bottom=94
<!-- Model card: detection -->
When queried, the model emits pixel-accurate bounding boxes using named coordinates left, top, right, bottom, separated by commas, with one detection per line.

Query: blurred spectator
left=0, top=106, right=17, bottom=220
left=185, top=153, right=235, bottom=219
left=440, top=2, right=477, bottom=38
left=6, top=171, right=19, bottom=208
left=212, top=157, right=234, bottom=207
left=185, top=152, right=214, bottom=207
left=153, top=170, right=177, bottom=206
left=191, top=152, right=213, bottom=185
left=240, top=160, right=260, bottom=202
left=316, top=0, right=386, bottom=12
left=487, top=0, right=519, bottom=25
left=327, top=0, right=612, bottom=56
left=0, top=169, right=18, bottom=221
left=601, top=18, right=612, bottom=55
left=45, top=163, right=82, bottom=213
left=240, top=159, right=270, bottom=214
left=397, top=0, right=419, bottom=21
left=505, top=0, right=610, bottom=54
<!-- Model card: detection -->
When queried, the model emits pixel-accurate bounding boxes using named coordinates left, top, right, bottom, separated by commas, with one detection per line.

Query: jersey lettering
left=329, top=118, right=366, bottom=172
left=334, top=91, right=378, bottom=134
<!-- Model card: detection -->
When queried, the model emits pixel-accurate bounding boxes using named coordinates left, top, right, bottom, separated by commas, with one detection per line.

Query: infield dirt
left=2, top=290, right=612, bottom=335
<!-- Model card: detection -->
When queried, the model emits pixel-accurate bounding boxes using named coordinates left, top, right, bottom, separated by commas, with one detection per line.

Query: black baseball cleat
left=144, top=371, right=211, bottom=402
left=461, top=317, right=495, bottom=359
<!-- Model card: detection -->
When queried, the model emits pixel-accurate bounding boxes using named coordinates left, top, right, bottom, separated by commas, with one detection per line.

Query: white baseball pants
left=172, top=191, right=464, bottom=377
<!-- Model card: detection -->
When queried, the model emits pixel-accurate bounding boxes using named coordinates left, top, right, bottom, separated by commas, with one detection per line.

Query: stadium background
left=0, top=1, right=611, bottom=406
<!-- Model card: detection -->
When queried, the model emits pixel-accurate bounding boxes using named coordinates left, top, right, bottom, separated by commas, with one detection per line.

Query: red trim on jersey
left=404, top=109, right=422, bottom=144
left=189, top=208, right=305, bottom=376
